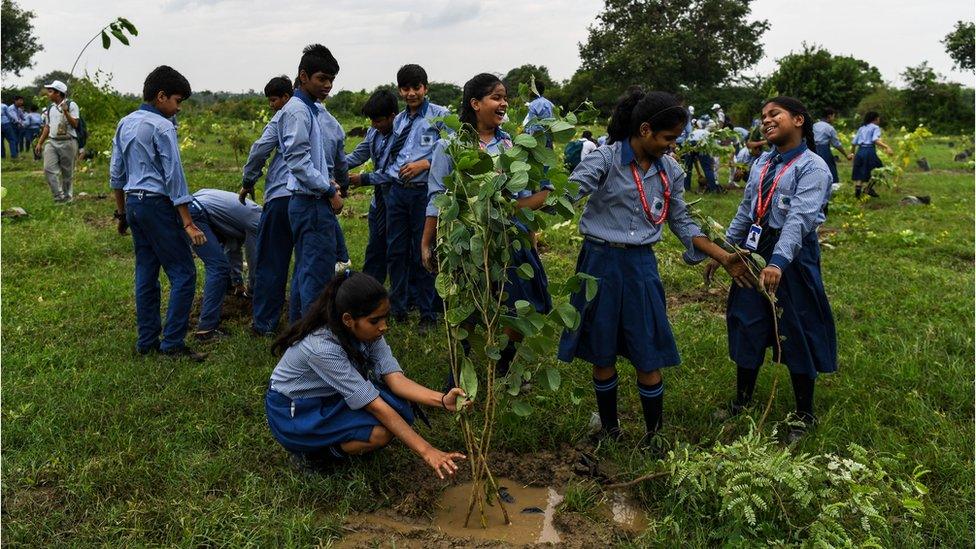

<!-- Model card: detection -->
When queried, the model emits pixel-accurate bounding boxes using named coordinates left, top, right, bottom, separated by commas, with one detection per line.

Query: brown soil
left=666, top=286, right=727, bottom=314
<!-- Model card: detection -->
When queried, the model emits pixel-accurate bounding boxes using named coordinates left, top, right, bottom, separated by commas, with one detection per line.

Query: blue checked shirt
left=383, top=99, right=450, bottom=185
left=812, top=121, right=842, bottom=147
left=109, top=104, right=192, bottom=206
left=241, top=111, right=291, bottom=202
left=317, top=104, right=349, bottom=189
left=523, top=96, right=555, bottom=133
left=725, top=144, right=832, bottom=271
left=346, top=127, right=395, bottom=186
left=570, top=140, right=707, bottom=264
left=192, top=188, right=262, bottom=285
left=853, top=123, right=882, bottom=146
left=280, top=89, right=334, bottom=197
left=269, top=328, right=403, bottom=408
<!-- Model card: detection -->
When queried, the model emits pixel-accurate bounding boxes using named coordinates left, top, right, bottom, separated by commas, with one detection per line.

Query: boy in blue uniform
left=811, top=108, right=852, bottom=185
left=189, top=188, right=262, bottom=340
left=279, top=44, right=344, bottom=321
left=240, top=76, right=294, bottom=336
left=346, top=89, right=398, bottom=284
left=109, top=66, right=206, bottom=361
left=384, top=64, right=449, bottom=329
left=315, top=98, right=352, bottom=278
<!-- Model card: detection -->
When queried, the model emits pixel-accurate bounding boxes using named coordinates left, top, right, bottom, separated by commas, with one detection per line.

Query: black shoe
left=161, top=346, right=208, bottom=362
left=866, top=187, right=880, bottom=198
left=194, top=328, right=229, bottom=342
left=855, top=186, right=863, bottom=199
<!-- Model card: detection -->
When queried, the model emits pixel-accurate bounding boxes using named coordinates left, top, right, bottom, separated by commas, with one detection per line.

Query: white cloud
left=404, top=0, right=483, bottom=29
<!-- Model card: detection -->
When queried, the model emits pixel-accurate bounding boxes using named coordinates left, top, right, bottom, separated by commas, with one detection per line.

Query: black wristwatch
left=113, top=210, right=126, bottom=220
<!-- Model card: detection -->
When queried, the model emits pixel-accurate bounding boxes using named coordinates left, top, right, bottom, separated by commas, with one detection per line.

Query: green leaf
left=460, top=358, right=478, bottom=402
left=570, top=386, right=587, bottom=405
left=514, top=134, right=537, bottom=148
left=556, top=302, right=581, bottom=330
left=101, top=31, right=111, bottom=49
left=506, top=170, right=529, bottom=193
left=550, top=120, right=574, bottom=133
left=118, top=17, right=139, bottom=35
left=565, top=112, right=578, bottom=125
left=581, top=274, right=598, bottom=301
left=510, top=160, right=531, bottom=172
left=443, top=114, right=461, bottom=131
left=750, top=253, right=767, bottom=269
left=544, top=367, right=561, bottom=391
left=514, top=299, right=533, bottom=316
left=516, top=262, right=534, bottom=280
left=435, top=272, right=454, bottom=298
left=511, top=400, right=533, bottom=417
left=110, top=28, right=130, bottom=45
left=446, top=302, right=476, bottom=325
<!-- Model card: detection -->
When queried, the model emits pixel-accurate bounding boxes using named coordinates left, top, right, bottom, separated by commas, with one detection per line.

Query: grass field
left=1, top=121, right=973, bottom=546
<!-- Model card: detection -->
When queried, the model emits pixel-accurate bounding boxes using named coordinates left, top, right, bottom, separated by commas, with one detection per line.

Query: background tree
left=942, top=21, right=975, bottom=71
left=502, top=65, right=557, bottom=98
left=1, top=0, right=43, bottom=77
left=766, top=44, right=882, bottom=116
left=426, top=81, right=463, bottom=111
left=899, top=62, right=974, bottom=133
left=577, top=0, right=768, bottom=113
left=32, top=70, right=73, bottom=89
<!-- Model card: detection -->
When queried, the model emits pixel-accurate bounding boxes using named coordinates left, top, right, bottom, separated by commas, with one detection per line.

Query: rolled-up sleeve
left=307, top=347, right=380, bottom=410
left=280, top=110, right=333, bottom=196
left=769, top=165, right=831, bottom=270
left=156, top=126, right=191, bottom=206
left=426, top=139, right=452, bottom=217
left=242, top=119, right=278, bottom=188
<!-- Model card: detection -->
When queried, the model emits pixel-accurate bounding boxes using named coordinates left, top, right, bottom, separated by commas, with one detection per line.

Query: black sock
left=637, top=380, right=664, bottom=435
left=496, top=342, right=517, bottom=378
left=735, top=366, right=761, bottom=406
left=789, top=372, right=816, bottom=423
left=593, top=373, right=619, bottom=433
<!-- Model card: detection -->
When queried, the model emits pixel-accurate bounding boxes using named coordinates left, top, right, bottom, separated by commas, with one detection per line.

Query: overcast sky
left=6, top=0, right=974, bottom=95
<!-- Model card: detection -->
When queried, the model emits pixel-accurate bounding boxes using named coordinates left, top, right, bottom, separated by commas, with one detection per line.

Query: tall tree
left=766, top=44, right=882, bottom=116
left=1, top=0, right=43, bottom=77
left=942, top=21, right=974, bottom=71
left=578, top=0, right=768, bottom=94
left=32, top=70, right=72, bottom=89
left=900, top=62, right=974, bottom=133
left=502, top=65, right=556, bottom=96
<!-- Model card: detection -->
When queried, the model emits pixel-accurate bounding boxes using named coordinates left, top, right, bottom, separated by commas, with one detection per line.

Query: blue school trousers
left=385, top=184, right=435, bottom=321
left=363, top=185, right=388, bottom=284
left=251, top=196, right=293, bottom=334
left=125, top=192, right=196, bottom=352
left=189, top=200, right=231, bottom=332
left=288, top=194, right=339, bottom=324
left=2, top=123, right=18, bottom=158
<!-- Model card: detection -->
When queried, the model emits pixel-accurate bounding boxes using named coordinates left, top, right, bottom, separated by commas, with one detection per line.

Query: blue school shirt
left=426, top=128, right=550, bottom=218
left=0, top=104, right=9, bottom=125
left=523, top=96, right=555, bottom=129
left=569, top=140, right=707, bottom=263
left=316, top=104, right=349, bottom=189
left=725, top=143, right=832, bottom=271
left=109, top=104, right=192, bottom=206
left=28, top=113, right=43, bottom=129
left=241, top=111, right=291, bottom=202
left=676, top=117, right=693, bottom=145
left=192, top=188, right=262, bottom=282
left=734, top=147, right=758, bottom=168
left=345, top=127, right=394, bottom=187
left=269, top=328, right=403, bottom=408
left=384, top=99, right=449, bottom=185
left=279, top=89, right=334, bottom=197
left=812, top=121, right=842, bottom=147
left=853, top=123, right=882, bottom=146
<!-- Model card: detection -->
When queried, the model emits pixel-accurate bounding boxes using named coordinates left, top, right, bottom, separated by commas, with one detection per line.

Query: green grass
left=2, top=125, right=972, bottom=546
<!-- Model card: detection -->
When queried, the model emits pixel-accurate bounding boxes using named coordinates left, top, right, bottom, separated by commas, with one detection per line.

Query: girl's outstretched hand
left=442, top=387, right=470, bottom=412
left=722, top=253, right=755, bottom=288
left=423, top=447, right=466, bottom=479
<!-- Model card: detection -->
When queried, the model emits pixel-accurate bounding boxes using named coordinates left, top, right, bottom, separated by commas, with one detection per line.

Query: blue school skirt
left=851, top=145, right=882, bottom=182
left=505, top=244, right=553, bottom=314
left=814, top=143, right=839, bottom=183
left=726, top=230, right=837, bottom=378
left=265, top=386, right=414, bottom=454
left=557, top=239, right=680, bottom=372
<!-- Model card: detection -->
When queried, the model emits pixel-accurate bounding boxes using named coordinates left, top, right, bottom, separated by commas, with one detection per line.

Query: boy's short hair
left=299, top=44, right=340, bottom=78
left=264, top=75, right=293, bottom=98
left=29, top=105, right=38, bottom=112
left=396, top=64, right=428, bottom=88
left=362, top=89, right=399, bottom=119
left=13, top=95, right=23, bottom=101
left=142, top=65, right=192, bottom=102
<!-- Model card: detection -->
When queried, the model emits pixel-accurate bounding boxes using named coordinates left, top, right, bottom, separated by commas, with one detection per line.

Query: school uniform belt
left=584, top=236, right=650, bottom=249
left=291, top=191, right=329, bottom=200
left=395, top=179, right=426, bottom=189
left=125, top=190, right=167, bottom=199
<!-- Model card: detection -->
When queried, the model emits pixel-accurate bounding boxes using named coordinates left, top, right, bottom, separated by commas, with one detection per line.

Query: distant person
left=580, top=130, right=598, bottom=157
left=109, top=66, right=206, bottom=361
left=188, top=188, right=262, bottom=340
left=683, top=122, right=720, bottom=193
left=522, top=79, right=555, bottom=133
left=25, top=105, right=43, bottom=157
left=851, top=111, right=893, bottom=198
left=265, top=271, right=468, bottom=475
left=346, top=89, right=398, bottom=284
left=597, top=134, right=608, bottom=146
left=35, top=81, right=81, bottom=203
left=1, top=100, right=16, bottom=158
left=712, top=103, right=726, bottom=126
left=732, top=142, right=761, bottom=184
left=812, top=108, right=853, bottom=185
left=240, top=75, right=295, bottom=337
left=11, top=96, right=27, bottom=152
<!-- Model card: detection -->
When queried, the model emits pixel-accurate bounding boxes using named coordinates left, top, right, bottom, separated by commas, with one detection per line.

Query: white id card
left=745, top=224, right=762, bottom=251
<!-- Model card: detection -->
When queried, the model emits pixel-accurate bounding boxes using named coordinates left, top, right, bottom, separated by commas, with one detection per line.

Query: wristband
left=440, top=393, right=448, bottom=410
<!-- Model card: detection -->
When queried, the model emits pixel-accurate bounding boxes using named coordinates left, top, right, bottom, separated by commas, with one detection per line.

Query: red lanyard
left=754, top=155, right=801, bottom=222
left=630, top=162, right=670, bottom=225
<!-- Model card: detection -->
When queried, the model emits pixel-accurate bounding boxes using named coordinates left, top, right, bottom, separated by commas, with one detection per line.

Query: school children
left=109, top=65, right=207, bottom=361
left=812, top=108, right=853, bottom=185
left=683, top=121, right=720, bottom=193
left=265, top=271, right=467, bottom=476
left=706, top=96, right=837, bottom=443
left=0, top=101, right=15, bottom=158
left=24, top=105, right=42, bottom=156
left=346, top=89, right=398, bottom=284
left=851, top=111, right=893, bottom=198
left=557, top=89, right=749, bottom=445
left=36, top=82, right=81, bottom=203
left=279, top=44, right=344, bottom=321
left=384, top=64, right=449, bottom=329
left=188, top=188, right=262, bottom=340
left=423, top=73, right=554, bottom=377
left=732, top=142, right=761, bottom=183
left=241, top=76, right=294, bottom=336
left=522, top=80, right=555, bottom=132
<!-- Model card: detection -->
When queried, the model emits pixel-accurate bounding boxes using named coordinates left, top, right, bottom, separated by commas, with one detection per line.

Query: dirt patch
left=667, top=286, right=726, bottom=313
left=82, top=212, right=114, bottom=230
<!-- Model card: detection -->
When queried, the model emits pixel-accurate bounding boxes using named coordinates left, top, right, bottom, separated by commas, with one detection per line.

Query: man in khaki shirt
left=34, top=80, right=80, bottom=203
